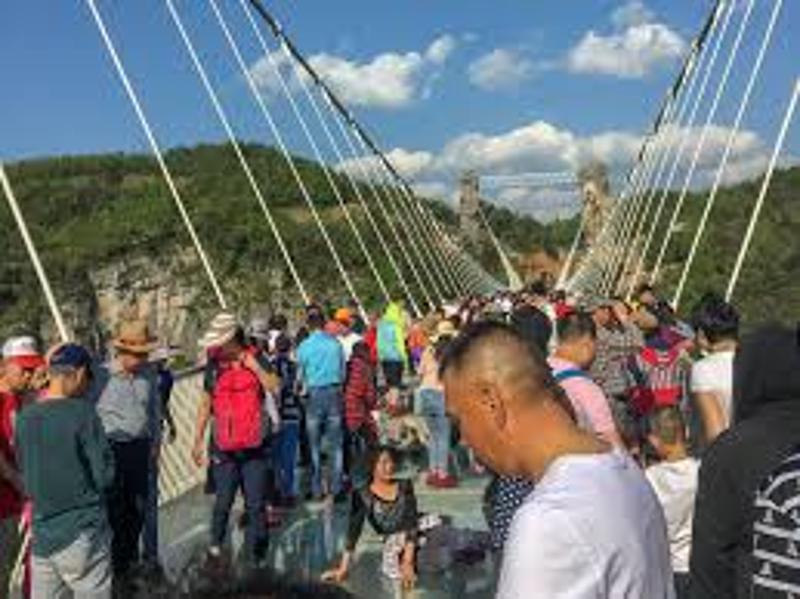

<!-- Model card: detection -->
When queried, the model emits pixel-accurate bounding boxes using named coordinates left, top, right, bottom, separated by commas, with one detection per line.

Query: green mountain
left=1, top=143, right=796, bottom=343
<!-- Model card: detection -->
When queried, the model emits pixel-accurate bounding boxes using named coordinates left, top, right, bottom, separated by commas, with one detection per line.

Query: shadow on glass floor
left=159, top=478, right=497, bottom=599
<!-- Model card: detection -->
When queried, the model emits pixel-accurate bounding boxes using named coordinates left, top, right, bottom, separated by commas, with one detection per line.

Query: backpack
left=628, top=346, right=685, bottom=415
left=211, top=361, right=263, bottom=452
left=750, top=445, right=800, bottom=597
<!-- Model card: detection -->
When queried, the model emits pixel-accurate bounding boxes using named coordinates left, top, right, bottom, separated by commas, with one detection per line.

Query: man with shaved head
left=441, top=321, right=675, bottom=598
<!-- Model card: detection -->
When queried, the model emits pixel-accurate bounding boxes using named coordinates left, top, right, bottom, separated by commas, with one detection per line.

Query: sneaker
left=438, top=474, right=459, bottom=489
left=207, top=545, right=222, bottom=559
left=425, top=472, right=441, bottom=488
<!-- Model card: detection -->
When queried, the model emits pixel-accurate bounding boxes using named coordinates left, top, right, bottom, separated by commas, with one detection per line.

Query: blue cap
left=49, top=343, right=92, bottom=371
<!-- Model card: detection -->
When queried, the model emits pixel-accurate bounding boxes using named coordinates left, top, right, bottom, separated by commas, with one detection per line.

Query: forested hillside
left=1, top=143, right=796, bottom=340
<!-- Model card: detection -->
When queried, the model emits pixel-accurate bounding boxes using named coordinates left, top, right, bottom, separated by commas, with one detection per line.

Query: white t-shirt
left=338, top=332, right=363, bottom=363
left=498, top=450, right=675, bottom=599
left=645, top=458, right=700, bottom=574
left=690, top=350, right=735, bottom=425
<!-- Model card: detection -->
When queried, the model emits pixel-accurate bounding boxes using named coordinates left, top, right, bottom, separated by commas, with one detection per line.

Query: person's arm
left=583, top=382, right=624, bottom=448
left=693, top=391, right=726, bottom=444
left=689, top=448, right=740, bottom=598
left=80, top=409, right=115, bottom=492
left=192, top=393, right=212, bottom=467
left=0, top=451, right=23, bottom=496
left=322, top=490, right=367, bottom=583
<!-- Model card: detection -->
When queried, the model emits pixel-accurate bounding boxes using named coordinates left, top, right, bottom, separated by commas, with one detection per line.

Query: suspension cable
left=0, top=163, right=70, bottom=341
left=650, top=0, right=746, bottom=284
left=166, top=0, right=311, bottom=307
left=673, top=0, right=784, bottom=309
left=208, top=0, right=363, bottom=309
left=633, top=0, right=741, bottom=293
left=726, top=78, right=799, bottom=301
left=86, top=0, right=227, bottom=310
left=368, top=159, right=449, bottom=303
left=582, top=0, right=724, bottom=296
left=235, top=2, right=389, bottom=305
left=617, top=87, right=693, bottom=296
left=557, top=211, right=586, bottom=290
left=322, top=95, right=424, bottom=314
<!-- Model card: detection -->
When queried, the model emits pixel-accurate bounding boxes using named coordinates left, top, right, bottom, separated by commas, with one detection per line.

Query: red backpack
left=628, top=346, right=686, bottom=415
left=211, top=362, right=263, bottom=452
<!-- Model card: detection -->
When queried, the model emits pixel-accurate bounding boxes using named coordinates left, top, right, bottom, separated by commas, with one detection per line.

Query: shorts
left=382, top=361, right=404, bottom=388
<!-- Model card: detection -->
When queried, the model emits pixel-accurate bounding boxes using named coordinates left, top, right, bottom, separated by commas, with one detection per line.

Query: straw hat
left=198, top=313, right=240, bottom=350
left=431, top=320, right=456, bottom=342
left=113, top=320, right=158, bottom=355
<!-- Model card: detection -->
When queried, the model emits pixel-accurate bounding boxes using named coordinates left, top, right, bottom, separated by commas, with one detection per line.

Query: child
left=645, top=406, right=699, bottom=599
left=343, top=342, right=378, bottom=489
left=15, top=344, right=115, bottom=598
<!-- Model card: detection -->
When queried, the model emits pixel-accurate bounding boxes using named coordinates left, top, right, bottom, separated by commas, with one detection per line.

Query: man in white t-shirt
left=690, top=296, right=739, bottom=443
left=645, top=406, right=699, bottom=599
left=440, top=321, right=675, bottom=599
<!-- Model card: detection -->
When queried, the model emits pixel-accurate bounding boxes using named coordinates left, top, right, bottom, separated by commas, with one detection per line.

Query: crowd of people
left=1, top=280, right=799, bottom=599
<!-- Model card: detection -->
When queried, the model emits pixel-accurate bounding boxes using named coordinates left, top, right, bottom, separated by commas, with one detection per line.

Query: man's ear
left=478, top=381, right=508, bottom=432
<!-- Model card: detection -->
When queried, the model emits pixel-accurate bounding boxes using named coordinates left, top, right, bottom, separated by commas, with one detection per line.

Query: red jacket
left=344, top=356, right=377, bottom=435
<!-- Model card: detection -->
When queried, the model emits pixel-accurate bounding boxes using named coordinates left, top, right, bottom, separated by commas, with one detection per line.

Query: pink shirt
left=548, top=356, right=619, bottom=444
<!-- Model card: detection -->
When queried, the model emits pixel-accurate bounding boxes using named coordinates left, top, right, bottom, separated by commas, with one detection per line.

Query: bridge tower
left=459, top=170, right=481, bottom=245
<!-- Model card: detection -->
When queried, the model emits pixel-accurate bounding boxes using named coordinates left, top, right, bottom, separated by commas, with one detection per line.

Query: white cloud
left=611, top=0, right=655, bottom=29
left=566, top=2, right=686, bottom=79
left=468, top=48, right=534, bottom=91
left=425, top=35, right=457, bottom=65
left=248, top=35, right=457, bottom=109
left=337, top=119, right=772, bottom=219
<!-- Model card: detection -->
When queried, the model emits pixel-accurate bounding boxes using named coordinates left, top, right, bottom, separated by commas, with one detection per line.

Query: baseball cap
left=2, top=336, right=45, bottom=369
left=49, top=344, right=92, bottom=371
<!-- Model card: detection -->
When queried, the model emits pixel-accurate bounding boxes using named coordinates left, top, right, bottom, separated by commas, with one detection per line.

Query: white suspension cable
left=86, top=0, right=228, bottom=310
left=651, top=0, right=752, bottom=285
left=165, top=0, right=310, bottom=306
left=394, top=181, right=461, bottom=298
left=208, top=0, right=361, bottom=308
left=475, top=202, right=524, bottom=290
left=633, top=0, right=741, bottom=293
left=0, top=162, right=69, bottom=342
left=350, top=132, right=436, bottom=310
left=556, top=212, right=586, bottom=289
left=411, top=196, right=465, bottom=296
left=236, top=2, right=389, bottom=306
left=617, top=89, right=693, bottom=297
left=370, top=162, right=449, bottom=304
left=321, top=95, right=423, bottom=314
left=673, top=0, right=784, bottom=309
left=726, top=78, right=799, bottom=301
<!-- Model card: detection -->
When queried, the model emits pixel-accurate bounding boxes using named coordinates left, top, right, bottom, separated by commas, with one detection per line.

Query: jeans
left=142, top=447, right=159, bottom=564
left=346, top=425, right=377, bottom=489
left=305, top=385, right=344, bottom=497
left=272, top=422, right=300, bottom=499
left=416, top=388, right=450, bottom=474
left=210, top=444, right=267, bottom=561
left=107, top=438, right=150, bottom=575
left=31, top=527, right=112, bottom=599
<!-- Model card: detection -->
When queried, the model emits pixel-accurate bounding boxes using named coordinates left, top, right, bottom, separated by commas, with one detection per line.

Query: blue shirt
left=296, top=330, right=345, bottom=389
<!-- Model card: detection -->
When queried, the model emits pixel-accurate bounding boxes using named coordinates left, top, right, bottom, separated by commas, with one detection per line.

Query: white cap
left=2, top=336, right=44, bottom=368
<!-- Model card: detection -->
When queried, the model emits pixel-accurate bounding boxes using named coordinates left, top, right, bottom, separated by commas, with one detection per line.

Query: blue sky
left=1, top=1, right=797, bottom=218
